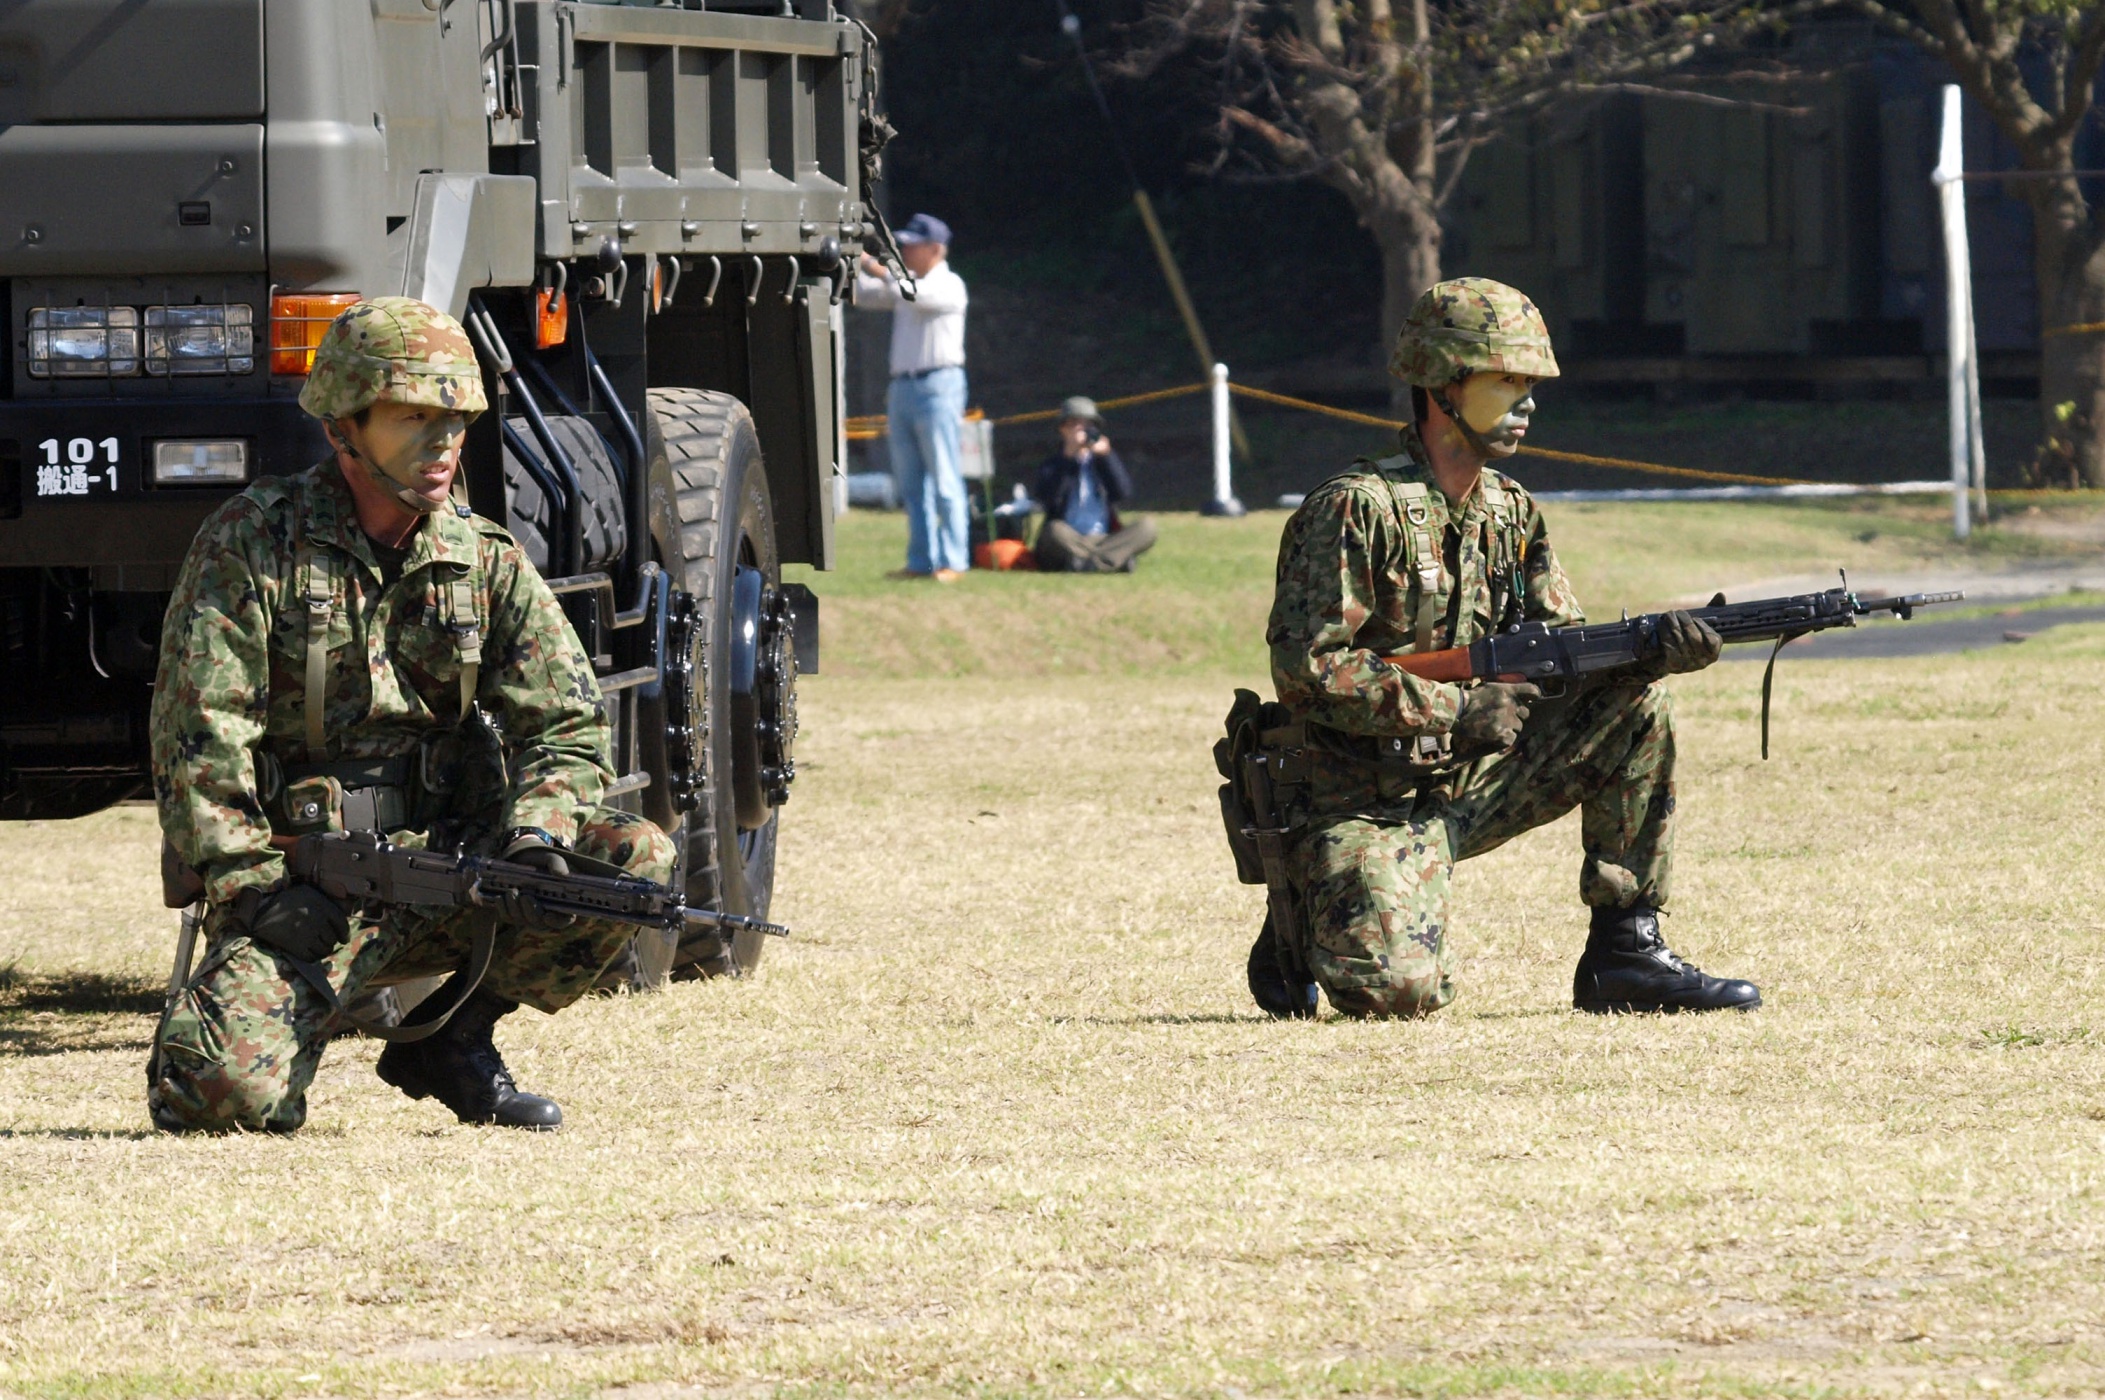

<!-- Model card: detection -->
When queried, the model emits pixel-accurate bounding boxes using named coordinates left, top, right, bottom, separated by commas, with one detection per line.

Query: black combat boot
left=375, top=985, right=563, bottom=1129
left=1247, top=916, right=1319, bottom=1020
left=1573, top=906, right=1761, bottom=1014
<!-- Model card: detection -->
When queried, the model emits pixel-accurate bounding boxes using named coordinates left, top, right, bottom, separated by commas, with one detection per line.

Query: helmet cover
left=1388, top=277, right=1560, bottom=388
left=297, top=297, right=488, bottom=422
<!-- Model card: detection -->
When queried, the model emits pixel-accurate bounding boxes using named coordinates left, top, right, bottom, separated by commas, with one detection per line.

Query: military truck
left=0, top=0, right=877, bottom=981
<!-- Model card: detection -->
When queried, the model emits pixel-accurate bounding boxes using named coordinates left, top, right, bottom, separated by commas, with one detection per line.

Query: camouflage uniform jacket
left=151, top=463, right=611, bottom=906
left=1267, top=431, right=1583, bottom=798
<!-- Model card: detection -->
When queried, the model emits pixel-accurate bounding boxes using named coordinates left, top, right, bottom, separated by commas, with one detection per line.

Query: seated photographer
left=1032, top=397, right=1157, bottom=574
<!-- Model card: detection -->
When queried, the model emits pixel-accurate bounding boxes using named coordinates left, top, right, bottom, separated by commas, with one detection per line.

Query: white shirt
left=855, top=258, right=968, bottom=377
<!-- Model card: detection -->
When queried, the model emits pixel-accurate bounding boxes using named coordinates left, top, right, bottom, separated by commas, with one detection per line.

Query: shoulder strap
left=443, top=576, right=482, bottom=721
left=299, top=516, right=334, bottom=761
left=1391, top=481, right=1442, bottom=655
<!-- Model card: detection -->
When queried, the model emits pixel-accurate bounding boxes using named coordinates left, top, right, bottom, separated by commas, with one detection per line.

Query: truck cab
left=0, top=0, right=869, bottom=979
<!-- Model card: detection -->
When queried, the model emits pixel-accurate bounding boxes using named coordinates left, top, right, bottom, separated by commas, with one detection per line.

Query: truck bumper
left=0, top=396, right=327, bottom=568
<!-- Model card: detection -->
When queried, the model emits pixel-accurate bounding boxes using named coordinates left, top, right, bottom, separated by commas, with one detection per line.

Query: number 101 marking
left=35, top=437, right=120, bottom=494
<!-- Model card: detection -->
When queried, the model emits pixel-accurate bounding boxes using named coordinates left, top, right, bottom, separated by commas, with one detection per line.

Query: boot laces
left=465, top=1041, right=518, bottom=1097
left=1632, top=923, right=1699, bottom=976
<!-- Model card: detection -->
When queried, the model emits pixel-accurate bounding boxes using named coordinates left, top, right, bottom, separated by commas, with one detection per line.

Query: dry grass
left=4, top=503, right=2105, bottom=1397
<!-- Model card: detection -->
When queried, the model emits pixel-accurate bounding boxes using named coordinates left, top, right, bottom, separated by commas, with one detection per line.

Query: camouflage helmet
left=297, top=297, right=488, bottom=422
left=1388, top=277, right=1560, bottom=388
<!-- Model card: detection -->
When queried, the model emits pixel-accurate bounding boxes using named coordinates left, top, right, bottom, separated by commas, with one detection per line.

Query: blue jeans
left=886, top=367, right=970, bottom=574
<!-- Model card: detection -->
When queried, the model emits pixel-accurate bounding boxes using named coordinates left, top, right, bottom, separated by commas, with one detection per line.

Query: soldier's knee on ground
left=1321, top=965, right=1457, bottom=1020
left=573, top=809, right=677, bottom=885
left=148, top=942, right=315, bottom=1133
left=150, top=1036, right=307, bottom=1133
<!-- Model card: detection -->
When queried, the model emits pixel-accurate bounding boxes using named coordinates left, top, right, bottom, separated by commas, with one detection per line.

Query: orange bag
left=974, top=539, right=1036, bottom=572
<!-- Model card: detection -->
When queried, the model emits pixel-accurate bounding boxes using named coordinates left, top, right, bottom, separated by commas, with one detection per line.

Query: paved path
left=1720, top=604, right=2105, bottom=662
left=1679, top=560, right=2105, bottom=608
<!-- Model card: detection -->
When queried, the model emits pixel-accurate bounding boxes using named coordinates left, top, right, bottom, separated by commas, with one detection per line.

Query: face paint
left=337, top=405, right=467, bottom=515
left=1450, top=372, right=1539, bottom=454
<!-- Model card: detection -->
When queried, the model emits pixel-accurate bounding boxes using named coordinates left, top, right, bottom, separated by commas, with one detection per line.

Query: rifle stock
left=1383, top=648, right=1479, bottom=682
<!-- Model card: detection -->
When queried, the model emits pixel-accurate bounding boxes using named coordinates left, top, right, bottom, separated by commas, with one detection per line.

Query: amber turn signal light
left=535, top=287, right=569, bottom=350
left=269, top=293, right=362, bottom=375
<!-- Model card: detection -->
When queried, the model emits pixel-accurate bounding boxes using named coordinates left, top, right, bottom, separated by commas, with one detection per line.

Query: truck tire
left=639, top=388, right=782, bottom=982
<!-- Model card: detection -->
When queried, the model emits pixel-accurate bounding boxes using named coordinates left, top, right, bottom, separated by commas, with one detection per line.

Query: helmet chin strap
left=1429, top=386, right=1499, bottom=459
left=330, top=419, right=448, bottom=516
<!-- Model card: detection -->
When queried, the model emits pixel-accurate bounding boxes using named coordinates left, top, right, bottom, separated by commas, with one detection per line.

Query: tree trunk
left=2029, top=178, right=2105, bottom=487
left=1369, top=204, right=1443, bottom=413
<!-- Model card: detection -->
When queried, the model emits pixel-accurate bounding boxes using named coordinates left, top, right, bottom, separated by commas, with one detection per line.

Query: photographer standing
left=1032, top=397, right=1157, bottom=573
left=857, top=213, right=970, bottom=582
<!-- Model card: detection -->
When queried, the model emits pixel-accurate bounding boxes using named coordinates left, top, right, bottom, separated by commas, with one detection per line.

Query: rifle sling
left=1759, top=633, right=1793, bottom=762
left=277, top=913, right=497, bottom=1044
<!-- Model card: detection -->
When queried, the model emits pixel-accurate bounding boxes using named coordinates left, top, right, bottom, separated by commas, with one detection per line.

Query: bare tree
left=1848, top=1, right=2105, bottom=485
left=1125, top=1, right=1790, bottom=399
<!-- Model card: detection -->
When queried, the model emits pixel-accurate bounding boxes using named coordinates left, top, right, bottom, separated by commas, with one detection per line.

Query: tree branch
left=2051, top=6, right=2105, bottom=141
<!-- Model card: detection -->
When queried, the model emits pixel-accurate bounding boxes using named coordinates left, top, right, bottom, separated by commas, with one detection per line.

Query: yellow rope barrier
left=846, top=379, right=1830, bottom=489
left=1227, top=383, right=1813, bottom=487
left=993, top=381, right=1210, bottom=427
left=2043, top=321, right=2105, bottom=338
left=1515, top=445, right=1812, bottom=487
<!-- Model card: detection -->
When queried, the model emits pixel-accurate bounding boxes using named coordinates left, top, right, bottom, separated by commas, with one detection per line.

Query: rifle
left=1382, top=575, right=1965, bottom=757
left=288, top=830, right=789, bottom=939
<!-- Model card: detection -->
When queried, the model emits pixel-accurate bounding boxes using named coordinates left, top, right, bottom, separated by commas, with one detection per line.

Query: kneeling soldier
left=1253, top=278, right=1760, bottom=1019
left=148, top=297, right=676, bottom=1132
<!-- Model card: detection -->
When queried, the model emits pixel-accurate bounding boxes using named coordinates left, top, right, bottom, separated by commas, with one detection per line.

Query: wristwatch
left=498, top=825, right=566, bottom=853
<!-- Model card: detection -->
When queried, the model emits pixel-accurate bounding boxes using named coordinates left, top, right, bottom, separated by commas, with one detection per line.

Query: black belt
left=282, top=756, right=415, bottom=789
left=893, top=364, right=963, bottom=380
left=280, top=755, right=417, bottom=833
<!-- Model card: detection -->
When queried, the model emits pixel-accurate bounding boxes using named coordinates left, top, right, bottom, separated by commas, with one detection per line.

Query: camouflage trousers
left=148, top=808, right=677, bottom=1132
left=1291, top=678, right=1677, bottom=1019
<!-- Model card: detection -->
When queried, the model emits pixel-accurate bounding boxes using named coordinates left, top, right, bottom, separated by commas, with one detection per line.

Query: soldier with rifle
left=1227, top=277, right=1958, bottom=1020
left=147, top=298, right=696, bottom=1133
left=1234, top=278, right=1764, bottom=1020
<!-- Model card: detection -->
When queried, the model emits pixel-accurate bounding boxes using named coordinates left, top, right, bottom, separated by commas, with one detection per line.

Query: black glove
left=1453, top=681, right=1543, bottom=755
left=498, top=836, right=577, bottom=933
left=234, top=883, right=351, bottom=964
left=1654, top=609, right=1723, bottom=675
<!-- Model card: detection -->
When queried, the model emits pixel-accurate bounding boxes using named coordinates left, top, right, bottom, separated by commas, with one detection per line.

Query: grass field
left=793, top=494, right=2105, bottom=679
left=3, top=503, right=2104, bottom=1398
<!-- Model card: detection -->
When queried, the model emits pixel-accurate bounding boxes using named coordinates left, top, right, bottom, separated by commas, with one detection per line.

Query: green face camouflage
left=1388, top=277, right=1561, bottom=388
left=296, top=296, right=488, bottom=422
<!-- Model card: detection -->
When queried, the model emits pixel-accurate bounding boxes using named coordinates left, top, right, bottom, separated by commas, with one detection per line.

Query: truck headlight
left=144, top=304, right=255, bottom=376
left=25, top=307, right=141, bottom=378
left=151, top=440, right=250, bottom=485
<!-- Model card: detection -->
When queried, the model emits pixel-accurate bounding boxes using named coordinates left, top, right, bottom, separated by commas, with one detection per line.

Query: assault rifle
left=288, top=829, right=789, bottom=939
left=1383, top=575, right=1964, bottom=757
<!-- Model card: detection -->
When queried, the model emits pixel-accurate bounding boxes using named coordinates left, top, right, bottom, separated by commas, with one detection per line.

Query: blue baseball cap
left=895, top=213, right=952, bottom=247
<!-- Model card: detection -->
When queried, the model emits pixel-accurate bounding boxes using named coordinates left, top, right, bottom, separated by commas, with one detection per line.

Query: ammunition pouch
left=1215, top=688, right=1312, bottom=987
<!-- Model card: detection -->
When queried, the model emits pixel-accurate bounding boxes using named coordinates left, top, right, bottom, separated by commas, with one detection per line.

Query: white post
left=1935, top=85, right=1980, bottom=540
left=1201, top=362, right=1245, bottom=517
left=830, top=299, right=850, bottom=521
